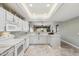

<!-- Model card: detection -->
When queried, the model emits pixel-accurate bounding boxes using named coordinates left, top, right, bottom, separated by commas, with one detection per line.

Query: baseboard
left=62, top=40, right=79, bottom=49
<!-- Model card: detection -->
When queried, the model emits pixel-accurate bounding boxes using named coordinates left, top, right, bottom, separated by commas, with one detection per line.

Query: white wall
left=59, top=17, right=79, bottom=47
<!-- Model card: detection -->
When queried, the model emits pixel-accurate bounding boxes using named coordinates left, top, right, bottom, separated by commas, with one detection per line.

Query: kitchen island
left=29, top=32, right=61, bottom=48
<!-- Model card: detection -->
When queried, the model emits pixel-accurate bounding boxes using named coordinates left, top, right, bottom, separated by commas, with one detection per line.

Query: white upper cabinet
left=14, top=15, right=23, bottom=31
left=6, top=11, right=23, bottom=31
left=0, top=6, right=28, bottom=32
left=14, top=15, right=19, bottom=24
left=0, top=7, right=5, bottom=31
left=5, top=11, right=18, bottom=31
left=6, top=10, right=14, bottom=24
left=17, top=18, right=23, bottom=31
left=22, top=21, right=29, bottom=32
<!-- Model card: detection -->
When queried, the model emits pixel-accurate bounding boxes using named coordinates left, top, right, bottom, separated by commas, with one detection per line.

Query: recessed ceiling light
left=29, top=4, right=32, bottom=7
left=46, top=4, right=50, bottom=7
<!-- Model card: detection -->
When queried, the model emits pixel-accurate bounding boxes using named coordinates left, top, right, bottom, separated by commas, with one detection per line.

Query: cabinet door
left=22, top=21, right=29, bottom=32
left=25, top=21, right=29, bottom=32
left=14, top=16, right=23, bottom=31
left=49, top=35, right=61, bottom=48
left=29, top=33, right=38, bottom=44
left=14, top=15, right=18, bottom=23
left=0, top=7, right=5, bottom=31
left=29, top=35, right=38, bottom=44
left=39, top=35, right=48, bottom=44
left=6, top=10, right=14, bottom=24
left=22, top=21, right=25, bottom=31
left=17, top=18, right=23, bottom=31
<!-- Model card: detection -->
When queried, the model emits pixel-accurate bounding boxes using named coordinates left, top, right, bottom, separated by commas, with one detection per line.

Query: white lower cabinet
left=29, top=33, right=48, bottom=44
left=1, top=47, right=15, bottom=56
left=49, top=34, right=61, bottom=48
left=39, top=35, right=48, bottom=44
left=29, top=34, right=38, bottom=44
left=29, top=33, right=61, bottom=47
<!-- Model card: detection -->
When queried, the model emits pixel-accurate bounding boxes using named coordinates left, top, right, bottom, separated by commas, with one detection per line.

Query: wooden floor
left=61, top=42, right=79, bottom=56
left=24, top=42, right=79, bottom=56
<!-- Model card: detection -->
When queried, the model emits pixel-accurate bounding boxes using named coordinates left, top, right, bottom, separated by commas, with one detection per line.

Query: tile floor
left=25, top=42, right=79, bottom=56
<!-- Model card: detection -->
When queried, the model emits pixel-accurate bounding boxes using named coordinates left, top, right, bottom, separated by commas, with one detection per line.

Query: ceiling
left=21, top=3, right=61, bottom=19
left=25, top=3, right=54, bottom=14
left=49, top=3, right=79, bottom=22
left=3, top=3, right=79, bottom=22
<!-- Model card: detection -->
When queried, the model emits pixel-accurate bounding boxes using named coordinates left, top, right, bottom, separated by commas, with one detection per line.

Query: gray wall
left=59, top=17, right=79, bottom=47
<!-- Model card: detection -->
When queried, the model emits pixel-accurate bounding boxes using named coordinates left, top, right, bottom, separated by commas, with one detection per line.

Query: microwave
left=6, top=24, right=18, bottom=31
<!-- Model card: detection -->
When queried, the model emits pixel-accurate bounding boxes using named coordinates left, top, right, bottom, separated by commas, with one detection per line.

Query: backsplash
left=10, top=32, right=27, bottom=37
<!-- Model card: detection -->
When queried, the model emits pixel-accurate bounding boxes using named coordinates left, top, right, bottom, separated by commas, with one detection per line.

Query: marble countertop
left=0, top=44, right=12, bottom=55
left=0, top=33, right=29, bottom=55
left=0, top=38, right=24, bottom=55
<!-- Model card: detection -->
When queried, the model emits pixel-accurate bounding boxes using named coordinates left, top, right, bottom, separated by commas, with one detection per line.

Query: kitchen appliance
left=6, top=24, right=18, bottom=31
left=24, top=37, right=29, bottom=51
left=14, top=40, right=25, bottom=56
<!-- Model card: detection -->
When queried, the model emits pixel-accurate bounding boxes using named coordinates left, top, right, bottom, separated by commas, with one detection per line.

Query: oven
left=14, top=40, right=25, bottom=56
